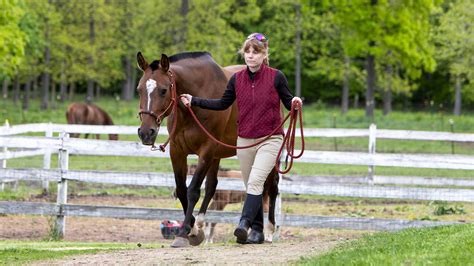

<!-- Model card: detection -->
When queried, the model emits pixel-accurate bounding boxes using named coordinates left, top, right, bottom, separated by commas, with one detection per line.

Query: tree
left=0, top=0, right=26, bottom=77
left=434, top=0, right=474, bottom=116
left=334, top=0, right=439, bottom=118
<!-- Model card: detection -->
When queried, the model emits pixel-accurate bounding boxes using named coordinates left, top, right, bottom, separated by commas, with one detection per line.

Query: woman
left=181, top=33, right=302, bottom=244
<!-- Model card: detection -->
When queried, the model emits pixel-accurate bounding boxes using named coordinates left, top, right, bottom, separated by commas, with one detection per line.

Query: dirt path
left=32, top=237, right=346, bottom=265
left=1, top=195, right=364, bottom=264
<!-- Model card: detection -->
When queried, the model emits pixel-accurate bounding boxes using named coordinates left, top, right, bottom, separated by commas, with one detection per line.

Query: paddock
left=1, top=122, right=473, bottom=243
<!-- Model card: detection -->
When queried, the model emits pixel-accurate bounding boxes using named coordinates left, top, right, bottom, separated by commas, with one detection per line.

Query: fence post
left=55, top=132, right=69, bottom=239
left=1, top=120, right=9, bottom=191
left=42, top=122, right=53, bottom=194
left=367, top=123, right=377, bottom=184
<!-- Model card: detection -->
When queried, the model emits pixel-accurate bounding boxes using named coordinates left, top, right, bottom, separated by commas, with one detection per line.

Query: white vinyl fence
left=1, top=122, right=473, bottom=238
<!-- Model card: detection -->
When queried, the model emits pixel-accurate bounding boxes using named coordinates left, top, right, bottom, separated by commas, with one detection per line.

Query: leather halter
left=138, top=70, right=176, bottom=125
left=138, top=70, right=178, bottom=151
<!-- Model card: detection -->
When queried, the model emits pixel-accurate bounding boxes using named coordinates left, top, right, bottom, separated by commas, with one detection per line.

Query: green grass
left=297, top=223, right=474, bottom=265
left=0, top=240, right=162, bottom=265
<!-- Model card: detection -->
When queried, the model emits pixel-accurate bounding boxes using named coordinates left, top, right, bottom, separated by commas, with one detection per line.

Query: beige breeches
left=236, top=135, right=283, bottom=195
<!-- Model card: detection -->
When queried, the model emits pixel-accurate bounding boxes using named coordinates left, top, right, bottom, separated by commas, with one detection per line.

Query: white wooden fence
left=1, top=122, right=473, bottom=238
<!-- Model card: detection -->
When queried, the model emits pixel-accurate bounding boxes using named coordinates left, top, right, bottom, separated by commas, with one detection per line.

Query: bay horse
left=66, top=102, right=118, bottom=140
left=136, top=52, right=279, bottom=247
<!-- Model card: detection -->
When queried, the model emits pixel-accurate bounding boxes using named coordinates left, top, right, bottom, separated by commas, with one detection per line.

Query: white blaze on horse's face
left=145, top=79, right=157, bottom=111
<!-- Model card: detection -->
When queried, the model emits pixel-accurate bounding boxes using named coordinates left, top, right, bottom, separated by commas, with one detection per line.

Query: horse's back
left=223, top=65, right=246, bottom=79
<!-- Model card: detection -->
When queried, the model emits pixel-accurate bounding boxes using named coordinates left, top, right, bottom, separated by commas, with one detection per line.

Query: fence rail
left=1, top=123, right=473, bottom=238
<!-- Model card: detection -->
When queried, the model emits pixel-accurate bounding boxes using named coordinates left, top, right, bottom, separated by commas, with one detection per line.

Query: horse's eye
left=160, top=88, right=167, bottom=96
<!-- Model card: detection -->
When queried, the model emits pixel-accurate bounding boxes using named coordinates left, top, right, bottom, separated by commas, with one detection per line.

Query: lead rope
left=180, top=96, right=304, bottom=174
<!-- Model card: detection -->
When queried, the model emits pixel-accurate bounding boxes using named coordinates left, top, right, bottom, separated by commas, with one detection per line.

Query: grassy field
left=0, top=240, right=162, bottom=265
left=298, top=223, right=474, bottom=265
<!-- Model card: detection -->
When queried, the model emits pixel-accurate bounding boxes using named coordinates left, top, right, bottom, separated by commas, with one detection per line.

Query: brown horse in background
left=136, top=52, right=279, bottom=248
left=66, top=102, right=118, bottom=140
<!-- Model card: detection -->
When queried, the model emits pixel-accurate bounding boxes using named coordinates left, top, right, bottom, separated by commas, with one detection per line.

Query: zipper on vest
left=252, top=81, right=255, bottom=127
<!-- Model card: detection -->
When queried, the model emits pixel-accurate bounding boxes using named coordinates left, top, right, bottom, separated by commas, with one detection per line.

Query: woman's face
left=244, top=46, right=266, bottom=71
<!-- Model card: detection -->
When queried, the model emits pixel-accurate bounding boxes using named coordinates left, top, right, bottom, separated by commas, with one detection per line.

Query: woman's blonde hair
left=238, top=34, right=270, bottom=65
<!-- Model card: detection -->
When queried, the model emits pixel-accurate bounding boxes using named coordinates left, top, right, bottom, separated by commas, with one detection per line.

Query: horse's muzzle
left=138, top=127, right=158, bottom=145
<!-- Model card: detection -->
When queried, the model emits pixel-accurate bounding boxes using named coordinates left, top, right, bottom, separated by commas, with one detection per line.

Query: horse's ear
left=160, top=54, right=170, bottom=72
left=137, top=52, right=149, bottom=71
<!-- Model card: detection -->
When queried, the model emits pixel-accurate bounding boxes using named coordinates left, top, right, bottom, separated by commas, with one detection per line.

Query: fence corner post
left=55, top=132, right=69, bottom=239
left=367, top=123, right=377, bottom=185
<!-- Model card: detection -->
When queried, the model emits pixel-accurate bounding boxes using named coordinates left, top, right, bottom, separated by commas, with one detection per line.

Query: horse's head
left=136, top=52, right=175, bottom=146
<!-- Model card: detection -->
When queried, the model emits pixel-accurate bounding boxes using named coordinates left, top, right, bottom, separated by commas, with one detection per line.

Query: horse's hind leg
left=204, top=198, right=220, bottom=244
left=265, top=168, right=279, bottom=242
left=197, top=159, right=220, bottom=229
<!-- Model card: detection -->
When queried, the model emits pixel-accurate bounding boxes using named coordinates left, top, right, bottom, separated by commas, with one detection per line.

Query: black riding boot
left=247, top=203, right=264, bottom=244
left=234, top=194, right=262, bottom=244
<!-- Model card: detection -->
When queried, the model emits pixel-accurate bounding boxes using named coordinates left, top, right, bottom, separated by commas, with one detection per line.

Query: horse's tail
left=98, top=107, right=118, bottom=140
left=66, top=108, right=75, bottom=124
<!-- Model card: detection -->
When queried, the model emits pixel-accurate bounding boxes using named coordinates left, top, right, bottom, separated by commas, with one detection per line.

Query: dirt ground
left=0, top=195, right=365, bottom=265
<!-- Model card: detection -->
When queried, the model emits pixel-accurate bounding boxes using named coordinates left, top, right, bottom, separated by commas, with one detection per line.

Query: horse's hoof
left=171, top=236, right=190, bottom=248
left=188, top=228, right=205, bottom=246
left=265, top=223, right=276, bottom=243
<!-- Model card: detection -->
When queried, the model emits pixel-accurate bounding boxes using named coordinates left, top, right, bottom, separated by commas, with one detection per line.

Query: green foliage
left=0, top=241, right=161, bottom=264
left=0, top=0, right=27, bottom=77
left=434, top=0, right=474, bottom=101
left=298, top=223, right=474, bottom=265
left=431, top=201, right=467, bottom=216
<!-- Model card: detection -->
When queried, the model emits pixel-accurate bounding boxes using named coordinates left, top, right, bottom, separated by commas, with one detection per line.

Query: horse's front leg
left=182, top=154, right=214, bottom=246
left=196, top=158, right=220, bottom=229
left=169, top=148, right=192, bottom=248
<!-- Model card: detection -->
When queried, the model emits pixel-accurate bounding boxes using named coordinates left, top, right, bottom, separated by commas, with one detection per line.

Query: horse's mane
left=149, top=52, right=212, bottom=71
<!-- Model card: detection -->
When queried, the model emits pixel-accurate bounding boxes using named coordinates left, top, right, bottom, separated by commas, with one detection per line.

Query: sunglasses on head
left=247, top=33, right=268, bottom=43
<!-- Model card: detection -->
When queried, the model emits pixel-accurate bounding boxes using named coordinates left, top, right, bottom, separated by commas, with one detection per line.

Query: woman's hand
left=291, top=97, right=302, bottom=109
left=180, top=94, right=192, bottom=107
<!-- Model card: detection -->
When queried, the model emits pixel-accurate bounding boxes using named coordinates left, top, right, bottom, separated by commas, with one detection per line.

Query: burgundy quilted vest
left=235, top=64, right=284, bottom=138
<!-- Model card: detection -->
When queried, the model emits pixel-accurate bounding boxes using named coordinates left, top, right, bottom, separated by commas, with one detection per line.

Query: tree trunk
left=353, top=93, right=359, bottom=109
left=59, top=62, right=67, bottom=102
left=453, top=75, right=462, bottom=116
left=50, top=80, right=57, bottom=109
left=41, top=22, right=50, bottom=110
left=341, top=56, right=350, bottom=114
left=383, top=64, right=393, bottom=115
left=365, top=54, right=376, bottom=119
left=2, top=78, right=9, bottom=99
left=22, top=77, right=31, bottom=111
left=295, top=3, right=301, bottom=97
left=86, top=80, right=94, bottom=103
left=96, top=84, right=101, bottom=100
left=68, top=82, right=75, bottom=100
left=32, top=76, right=38, bottom=99
left=122, top=56, right=133, bottom=101
left=365, top=0, right=377, bottom=120
left=13, top=76, right=20, bottom=105
left=179, top=0, right=188, bottom=51
left=59, top=79, right=67, bottom=102
left=86, top=3, right=95, bottom=104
